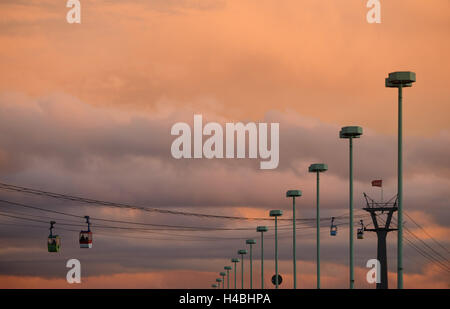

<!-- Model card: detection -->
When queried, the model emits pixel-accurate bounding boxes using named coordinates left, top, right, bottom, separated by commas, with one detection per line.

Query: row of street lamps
left=211, top=71, right=415, bottom=289
left=210, top=143, right=350, bottom=290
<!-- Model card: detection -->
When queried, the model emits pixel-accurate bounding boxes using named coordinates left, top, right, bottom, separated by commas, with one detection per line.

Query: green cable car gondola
left=48, top=221, right=60, bottom=252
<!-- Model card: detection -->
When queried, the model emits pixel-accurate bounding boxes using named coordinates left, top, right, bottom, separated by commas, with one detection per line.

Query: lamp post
left=224, top=266, right=232, bottom=289
left=340, top=126, right=363, bottom=289
left=286, top=190, right=302, bottom=289
left=269, top=210, right=283, bottom=289
left=220, top=272, right=226, bottom=289
left=246, top=239, right=256, bottom=289
left=385, top=71, right=416, bottom=289
left=216, top=278, right=222, bottom=289
left=238, top=249, right=247, bottom=289
left=308, top=163, right=328, bottom=289
left=231, top=258, right=240, bottom=289
left=256, top=226, right=268, bottom=289
left=211, top=284, right=218, bottom=289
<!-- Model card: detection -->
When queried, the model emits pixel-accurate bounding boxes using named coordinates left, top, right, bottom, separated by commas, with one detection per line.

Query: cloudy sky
left=0, top=0, right=449, bottom=288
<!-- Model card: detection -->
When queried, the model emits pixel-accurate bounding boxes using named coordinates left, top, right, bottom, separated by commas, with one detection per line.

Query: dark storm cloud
left=0, top=93, right=448, bottom=180
left=0, top=93, right=449, bottom=210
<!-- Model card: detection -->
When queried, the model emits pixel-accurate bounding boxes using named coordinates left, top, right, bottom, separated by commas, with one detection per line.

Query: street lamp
left=211, top=283, right=218, bottom=289
left=246, top=239, right=256, bottom=289
left=269, top=209, right=283, bottom=289
left=385, top=71, right=416, bottom=289
left=286, top=190, right=302, bottom=289
left=231, top=258, right=240, bottom=289
left=308, top=163, right=328, bottom=289
left=238, top=249, right=247, bottom=289
left=224, top=266, right=232, bottom=289
left=216, top=278, right=222, bottom=289
left=340, top=126, right=363, bottom=289
left=256, top=226, right=268, bottom=289
left=220, top=272, right=226, bottom=289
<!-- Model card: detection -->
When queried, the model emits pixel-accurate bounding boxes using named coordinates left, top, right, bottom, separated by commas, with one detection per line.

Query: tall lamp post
left=385, top=71, right=416, bottom=289
left=220, top=272, right=226, bottom=289
left=308, top=163, right=328, bottom=289
left=246, top=239, right=256, bottom=289
left=340, top=126, right=363, bottom=289
left=224, top=266, right=232, bottom=289
left=269, top=210, right=283, bottom=289
left=256, top=226, right=268, bottom=289
left=231, top=258, right=240, bottom=289
left=238, top=249, right=247, bottom=289
left=286, top=190, right=302, bottom=289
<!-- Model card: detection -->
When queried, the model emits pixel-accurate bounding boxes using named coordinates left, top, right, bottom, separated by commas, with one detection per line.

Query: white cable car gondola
left=330, top=217, right=337, bottom=236
left=48, top=221, right=61, bottom=252
left=79, top=216, right=93, bottom=248
left=357, top=220, right=364, bottom=240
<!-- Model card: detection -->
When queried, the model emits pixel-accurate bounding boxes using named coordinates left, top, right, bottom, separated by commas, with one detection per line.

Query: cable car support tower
left=362, top=193, right=398, bottom=289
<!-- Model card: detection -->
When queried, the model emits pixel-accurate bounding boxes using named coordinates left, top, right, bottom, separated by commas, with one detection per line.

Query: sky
left=0, top=0, right=449, bottom=289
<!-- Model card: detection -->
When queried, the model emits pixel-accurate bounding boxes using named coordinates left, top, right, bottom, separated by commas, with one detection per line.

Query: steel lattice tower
left=362, top=193, right=398, bottom=289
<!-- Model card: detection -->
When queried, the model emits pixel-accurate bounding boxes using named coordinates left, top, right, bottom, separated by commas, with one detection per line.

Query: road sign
left=271, top=274, right=282, bottom=285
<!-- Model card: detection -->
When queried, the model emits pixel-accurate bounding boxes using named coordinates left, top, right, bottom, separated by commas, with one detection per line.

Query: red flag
left=372, top=180, right=382, bottom=187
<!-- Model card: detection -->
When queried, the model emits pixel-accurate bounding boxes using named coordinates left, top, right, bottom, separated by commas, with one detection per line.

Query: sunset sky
left=0, top=0, right=449, bottom=288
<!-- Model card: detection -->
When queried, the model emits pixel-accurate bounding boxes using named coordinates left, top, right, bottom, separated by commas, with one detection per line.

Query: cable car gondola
left=357, top=220, right=364, bottom=240
left=330, top=217, right=337, bottom=236
left=79, top=216, right=93, bottom=248
left=47, top=221, right=61, bottom=252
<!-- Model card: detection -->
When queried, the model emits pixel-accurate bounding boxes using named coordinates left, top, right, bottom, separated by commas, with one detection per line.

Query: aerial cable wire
left=0, top=182, right=357, bottom=222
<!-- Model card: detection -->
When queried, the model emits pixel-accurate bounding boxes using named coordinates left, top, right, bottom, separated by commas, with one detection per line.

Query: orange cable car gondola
left=79, top=216, right=93, bottom=248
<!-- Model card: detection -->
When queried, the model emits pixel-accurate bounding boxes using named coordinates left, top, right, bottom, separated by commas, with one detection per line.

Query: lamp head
left=224, top=266, right=232, bottom=270
left=220, top=272, right=226, bottom=276
left=269, top=209, right=283, bottom=217
left=246, top=239, right=256, bottom=245
left=339, top=126, right=363, bottom=139
left=231, top=258, right=240, bottom=263
left=286, top=190, right=302, bottom=197
left=385, top=71, right=416, bottom=88
left=256, top=226, right=268, bottom=232
left=238, top=249, right=247, bottom=255
left=308, top=163, right=328, bottom=173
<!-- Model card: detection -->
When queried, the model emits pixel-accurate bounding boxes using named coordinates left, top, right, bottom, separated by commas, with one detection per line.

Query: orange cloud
left=0, top=0, right=449, bottom=135
left=1, top=260, right=447, bottom=289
